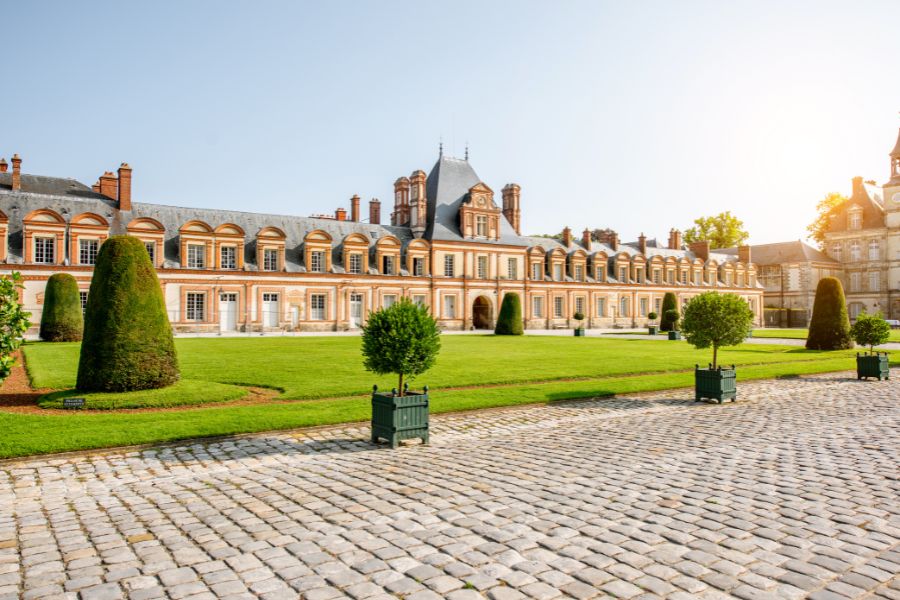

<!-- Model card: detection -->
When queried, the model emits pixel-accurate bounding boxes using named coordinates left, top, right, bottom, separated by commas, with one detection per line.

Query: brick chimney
left=117, top=163, right=132, bottom=211
left=501, top=184, right=521, bottom=234
left=10, top=154, right=22, bottom=191
left=369, top=198, right=381, bottom=225
left=668, top=228, right=683, bottom=250
left=562, top=227, right=572, bottom=248
left=852, top=175, right=864, bottom=197
left=738, top=245, right=751, bottom=264
left=350, top=195, right=360, bottom=222
left=99, top=171, right=117, bottom=200
left=0, top=158, right=7, bottom=173
left=690, top=240, right=710, bottom=261
left=92, top=181, right=101, bottom=193
left=582, top=228, right=592, bottom=250
left=335, top=207, right=347, bottom=221
left=638, top=233, right=647, bottom=255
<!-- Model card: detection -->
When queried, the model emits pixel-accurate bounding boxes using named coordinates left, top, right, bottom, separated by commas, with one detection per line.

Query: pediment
left=464, top=182, right=496, bottom=209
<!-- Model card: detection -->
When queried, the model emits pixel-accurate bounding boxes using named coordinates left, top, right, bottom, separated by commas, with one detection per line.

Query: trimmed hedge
left=495, top=293, right=524, bottom=335
left=76, top=236, right=180, bottom=392
left=805, top=277, right=852, bottom=350
left=660, top=292, right=678, bottom=331
left=40, top=273, right=83, bottom=342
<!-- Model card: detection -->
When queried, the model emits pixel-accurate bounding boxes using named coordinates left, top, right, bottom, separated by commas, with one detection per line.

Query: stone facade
left=0, top=152, right=763, bottom=334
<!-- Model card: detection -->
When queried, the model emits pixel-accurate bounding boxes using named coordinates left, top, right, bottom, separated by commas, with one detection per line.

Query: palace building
left=0, top=152, right=763, bottom=334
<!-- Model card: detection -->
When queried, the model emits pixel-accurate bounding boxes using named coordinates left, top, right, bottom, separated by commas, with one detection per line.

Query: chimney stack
left=582, top=228, right=592, bottom=250
left=0, top=158, right=7, bottom=173
left=350, top=195, right=360, bottom=222
left=738, top=245, right=751, bottom=264
left=690, top=240, right=710, bottom=261
left=501, top=184, right=522, bottom=234
left=638, top=233, right=647, bottom=255
left=852, top=175, right=864, bottom=197
left=99, top=171, right=117, bottom=200
left=562, top=227, right=572, bottom=248
left=369, top=198, right=381, bottom=225
left=10, top=154, right=22, bottom=191
left=92, top=181, right=101, bottom=193
left=668, top=228, right=683, bottom=250
left=117, top=163, right=132, bottom=211
left=335, top=207, right=347, bottom=221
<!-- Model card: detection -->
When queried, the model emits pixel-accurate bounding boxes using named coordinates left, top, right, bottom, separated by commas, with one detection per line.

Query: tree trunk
left=398, top=373, right=404, bottom=396
left=712, top=344, right=718, bottom=370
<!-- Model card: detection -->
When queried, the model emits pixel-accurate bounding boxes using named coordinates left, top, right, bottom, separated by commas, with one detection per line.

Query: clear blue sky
left=5, top=1, right=900, bottom=244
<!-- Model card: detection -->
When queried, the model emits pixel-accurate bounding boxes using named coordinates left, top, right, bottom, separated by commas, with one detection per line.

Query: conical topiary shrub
left=76, top=236, right=179, bottom=392
left=495, top=292, right=524, bottom=335
left=40, top=273, right=83, bottom=342
left=660, top=292, right=678, bottom=331
left=805, top=276, right=852, bottom=350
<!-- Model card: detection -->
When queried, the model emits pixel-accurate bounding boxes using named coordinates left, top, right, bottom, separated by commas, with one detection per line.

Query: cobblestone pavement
left=1, top=373, right=898, bottom=600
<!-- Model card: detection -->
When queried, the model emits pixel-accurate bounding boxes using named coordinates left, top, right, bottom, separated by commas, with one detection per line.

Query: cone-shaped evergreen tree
left=40, top=273, right=83, bottom=341
left=660, top=292, right=678, bottom=331
left=495, top=293, right=524, bottom=335
left=805, top=277, right=852, bottom=350
left=76, top=236, right=179, bottom=391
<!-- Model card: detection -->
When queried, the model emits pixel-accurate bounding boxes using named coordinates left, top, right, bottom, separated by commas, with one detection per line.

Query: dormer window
left=349, top=253, right=363, bottom=274
left=310, top=251, right=325, bottom=273
left=187, top=244, right=206, bottom=269
left=849, top=210, right=862, bottom=230
left=220, top=246, right=237, bottom=270
left=35, top=237, right=55, bottom=264
left=476, top=215, right=488, bottom=237
left=263, top=248, right=279, bottom=271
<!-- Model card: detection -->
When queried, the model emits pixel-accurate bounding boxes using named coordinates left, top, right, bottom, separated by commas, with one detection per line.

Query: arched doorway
left=472, top=296, right=493, bottom=329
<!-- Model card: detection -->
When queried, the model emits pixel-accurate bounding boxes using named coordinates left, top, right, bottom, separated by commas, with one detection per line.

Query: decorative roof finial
left=465, top=142, right=469, bottom=161
left=439, top=137, right=443, bottom=157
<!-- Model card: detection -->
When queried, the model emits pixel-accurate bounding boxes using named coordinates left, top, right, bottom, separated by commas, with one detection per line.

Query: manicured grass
left=753, top=328, right=900, bottom=341
left=38, top=379, right=247, bottom=410
left=2, top=336, right=884, bottom=459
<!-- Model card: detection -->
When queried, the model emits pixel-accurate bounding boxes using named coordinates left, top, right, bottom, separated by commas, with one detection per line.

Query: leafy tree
left=495, top=293, right=524, bottom=335
left=77, top=236, right=179, bottom=392
left=362, top=298, right=441, bottom=395
left=805, top=277, right=852, bottom=350
left=0, top=273, right=31, bottom=383
left=664, top=308, right=680, bottom=331
left=806, top=192, right=848, bottom=249
left=40, top=273, right=84, bottom=342
left=648, top=311, right=658, bottom=323
left=849, top=311, right=890, bottom=352
left=660, top=293, right=678, bottom=331
left=683, top=211, right=749, bottom=249
left=681, top=292, right=754, bottom=369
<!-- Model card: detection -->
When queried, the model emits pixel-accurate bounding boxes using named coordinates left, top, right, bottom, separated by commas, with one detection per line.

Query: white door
left=349, top=293, right=363, bottom=328
left=219, top=293, right=237, bottom=332
left=263, top=293, right=280, bottom=328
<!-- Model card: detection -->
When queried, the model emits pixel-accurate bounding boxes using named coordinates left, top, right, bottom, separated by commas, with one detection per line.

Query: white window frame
left=508, top=258, right=518, bottom=280
left=79, top=291, right=88, bottom=313
left=553, top=263, right=563, bottom=281
left=553, top=296, right=564, bottom=318
left=850, top=242, right=861, bottom=262
left=477, top=256, right=488, bottom=279
left=186, top=292, right=206, bottom=321
left=310, top=251, right=325, bottom=273
left=34, top=236, right=55, bottom=264
left=78, top=238, right=99, bottom=265
left=574, top=265, right=584, bottom=282
left=532, top=262, right=542, bottom=280
left=831, top=243, right=842, bottom=261
left=348, top=253, right=363, bottom=274
left=869, top=271, right=880, bottom=292
left=144, top=241, right=155, bottom=263
left=263, top=248, right=279, bottom=271
left=868, top=240, right=880, bottom=261
left=444, top=255, right=455, bottom=277
left=533, top=296, right=544, bottom=318
left=444, top=295, right=457, bottom=319
left=382, top=255, right=395, bottom=275
left=575, top=296, right=585, bottom=317
left=476, top=215, right=488, bottom=237
left=850, top=272, right=861, bottom=293
left=619, top=296, right=629, bottom=317
left=220, top=245, right=237, bottom=270
left=382, top=294, right=397, bottom=309
left=310, top=294, right=326, bottom=320
left=596, top=297, right=606, bottom=318
left=187, top=244, right=206, bottom=269
left=413, top=257, right=425, bottom=277
left=639, top=297, right=648, bottom=317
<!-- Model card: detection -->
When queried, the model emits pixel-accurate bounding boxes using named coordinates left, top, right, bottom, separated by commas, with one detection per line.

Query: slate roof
left=717, top=241, right=837, bottom=265
left=827, top=180, right=886, bottom=233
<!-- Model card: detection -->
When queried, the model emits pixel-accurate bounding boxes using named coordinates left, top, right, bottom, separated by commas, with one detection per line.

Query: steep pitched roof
left=424, top=156, right=527, bottom=245
left=827, top=179, right=885, bottom=233
left=724, top=240, right=838, bottom=265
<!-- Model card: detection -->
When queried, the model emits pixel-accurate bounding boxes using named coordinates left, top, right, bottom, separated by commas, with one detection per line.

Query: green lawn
left=753, top=328, right=900, bottom=342
left=1, top=335, right=882, bottom=459
left=38, top=379, right=247, bottom=410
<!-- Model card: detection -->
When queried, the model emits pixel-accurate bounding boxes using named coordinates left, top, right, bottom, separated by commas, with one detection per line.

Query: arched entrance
left=472, top=296, right=493, bottom=330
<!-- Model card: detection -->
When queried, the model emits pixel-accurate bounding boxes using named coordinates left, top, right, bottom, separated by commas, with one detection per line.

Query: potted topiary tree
left=850, top=311, right=891, bottom=380
left=665, top=309, right=681, bottom=340
left=362, top=298, right=441, bottom=448
left=647, top=312, right=658, bottom=335
left=660, top=292, right=677, bottom=331
left=806, top=277, right=852, bottom=350
left=495, top=292, right=524, bottom=335
left=40, top=273, right=84, bottom=342
left=573, top=311, right=585, bottom=336
left=681, top=292, right=753, bottom=403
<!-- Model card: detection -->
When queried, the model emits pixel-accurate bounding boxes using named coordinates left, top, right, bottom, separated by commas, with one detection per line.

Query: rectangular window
left=635, top=269, right=643, bottom=284
left=263, top=248, right=279, bottom=271
left=79, top=239, right=100, bottom=265
left=186, top=292, right=205, bottom=321
left=383, top=294, right=397, bottom=309
left=553, top=264, right=563, bottom=281
left=596, top=297, right=606, bottom=317
left=34, top=237, right=55, bottom=264
left=444, top=295, right=457, bottom=319
left=382, top=255, right=395, bottom=275
left=412, top=294, right=426, bottom=306
left=532, top=262, right=542, bottom=280
left=640, top=297, right=648, bottom=317
left=737, top=273, right=744, bottom=286
left=850, top=272, right=861, bottom=293
left=850, top=212, right=862, bottom=230
left=477, top=256, right=488, bottom=279
left=187, top=244, right=206, bottom=269
left=574, top=265, right=584, bottom=282
left=620, top=296, right=629, bottom=317
left=667, top=270, right=674, bottom=284
left=79, top=291, right=88, bottom=313
left=619, top=267, right=627, bottom=283
left=444, top=255, right=455, bottom=277
left=413, top=257, right=425, bottom=277
left=868, top=241, right=880, bottom=261
left=508, top=258, right=518, bottom=280
left=310, top=251, right=325, bottom=273
left=831, top=243, right=842, bottom=261
left=655, top=298, right=662, bottom=314
left=575, top=296, right=585, bottom=317
left=476, top=215, right=488, bottom=237
left=869, top=272, right=880, bottom=292
left=680, top=271, right=687, bottom=284
left=726, top=272, right=733, bottom=286
left=144, top=241, right=155, bottom=264
left=533, top=296, right=544, bottom=318
left=348, top=253, right=362, bottom=274
left=220, top=246, right=237, bottom=270
left=553, top=296, right=564, bottom=318
left=595, top=267, right=604, bottom=282
left=310, top=294, right=326, bottom=320
left=694, top=270, right=702, bottom=285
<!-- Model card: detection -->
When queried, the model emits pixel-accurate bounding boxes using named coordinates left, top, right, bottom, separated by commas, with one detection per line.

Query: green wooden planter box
left=371, top=385, right=430, bottom=448
left=648, top=326, right=658, bottom=335
left=668, top=331, right=682, bottom=340
left=574, top=327, right=585, bottom=337
left=695, top=364, right=737, bottom=403
left=856, top=352, right=890, bottom=381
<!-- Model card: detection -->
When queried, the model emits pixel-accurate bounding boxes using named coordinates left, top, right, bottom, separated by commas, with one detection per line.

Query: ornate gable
left=459, top=183, right=501, bottom=240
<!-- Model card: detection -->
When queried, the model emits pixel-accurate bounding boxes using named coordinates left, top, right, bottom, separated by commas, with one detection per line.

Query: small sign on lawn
left=63, top=397, right=85, bottom=409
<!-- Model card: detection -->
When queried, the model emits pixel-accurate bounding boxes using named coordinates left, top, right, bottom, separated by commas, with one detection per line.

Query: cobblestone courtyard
left=1, top=373, right=897, bottom=600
